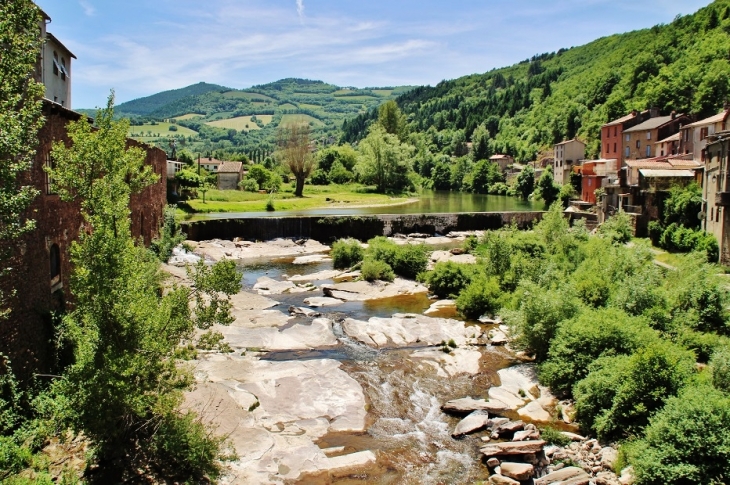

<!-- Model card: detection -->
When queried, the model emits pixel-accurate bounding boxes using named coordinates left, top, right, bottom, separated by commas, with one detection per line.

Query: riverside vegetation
left=329, top=204, right=730, bottom=485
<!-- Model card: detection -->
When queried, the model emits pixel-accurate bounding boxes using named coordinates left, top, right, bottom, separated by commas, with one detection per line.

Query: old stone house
left=217, top=161, right=244, bottom=190
left=553, top=139, right=585, bottom=186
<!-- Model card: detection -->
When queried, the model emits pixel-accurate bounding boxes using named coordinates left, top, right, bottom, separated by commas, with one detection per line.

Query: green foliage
left=360, top=258, right=395, bottom=282
left=423, top=262, right=476, bottom=299
left=265, top=195, right=276, bottom=211
left=658, top=223, right=719, bottom=262
left=535, top=166, right=560, bottom=207
left=240, top=177, right=259, bottom=192
left=47, top=95, right=241, bottom=479
left=377, top=100, right=407, bottom=140
left=455, top=275, right=503, bottom=319
left=539, top=308, right=657, bottom=396
left=355, top=125, right=415, bottom=193
left=574, top=342, right=694, bottom=440
left=363, top=237, right=429, bottom=279
left=247, top=164, right=272, bottom=190
left=558, top=183, right=577, bottom=208
left=328, top=160, right=355, bottom=184
left=310, top=168, right=329, bottom=185
left=625, top=385, right=730, bottom=485
left=150, top=205, right=185, bottom=262
left=331, top=239, right=365, bottom=269
left=667, top=257, right=728, bottom=334
left=663, top=183, right=703, bottom=229
left=598, top=211, right=633, bottom=244
left=539, top=426, right=572, bottom=446
left=710, top=346, right=730, bottom=393
left=515, top=166, right=535, bottom=201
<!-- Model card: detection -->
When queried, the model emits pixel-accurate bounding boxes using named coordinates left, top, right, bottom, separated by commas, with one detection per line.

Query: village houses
left=553, top=139, right=585, bottom=186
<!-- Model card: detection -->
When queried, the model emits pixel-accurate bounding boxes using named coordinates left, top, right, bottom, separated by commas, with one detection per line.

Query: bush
left=455, top=275, right=503, bottom=319
left=265, top=196, right=275, bottom=212
left=424, top=262, right=475, bottom=299
left=574, top=341, right=694, bottom=440
left=366, top=237, right=399, bottom=266
left=539, top=426, right=572, bottom=446
left=328, top=160, right=354, bottom=184
left=361, top=258, right=394, bottom=282
left=598, top=211, right=633, bottom=244
left=659, top=223, right=719, bottom=262
left=710, top=346, right=730, bottom=393
left=310, top=169, right=329, bottom=185
left=150, top=205, right=185, bottom=262
left=364, top=237, right=429, bottom=279
left=240, top=178, right=258, bottom=192
left=331, top=239, right=364, bottom=269
left=625, top=385, right=730, bottom=485
left=539, top=308, right=658, bottom=397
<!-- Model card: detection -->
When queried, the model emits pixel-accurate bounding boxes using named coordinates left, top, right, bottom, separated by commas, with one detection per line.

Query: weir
left=180, top=211, right=547, bottom=242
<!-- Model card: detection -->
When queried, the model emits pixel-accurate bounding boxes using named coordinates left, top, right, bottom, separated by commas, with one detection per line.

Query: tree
left=535, top=166, right=560, bottom=207
left=246, top=164, right=271, bottom=190
left=46, top=94, right=241, bottom=480
left=277, top=123, right=314, bottom=197
left=377, top=100, right=407, bottom=140
left=356, top=125, right=414, bottom=193
left=0, top=0, right=44, bottom=312
left=472, top=123, right=492, bottom=161
left=515, top=166, right=535, bottom=200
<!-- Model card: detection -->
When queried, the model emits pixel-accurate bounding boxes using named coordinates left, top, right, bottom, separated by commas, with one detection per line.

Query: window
left=52, top=51, right=59, bottom=75
left=614, top=143, right=617, bottom=153
left=636, top=140, right=641, bottom=149
left=50, top=244, right=61, bottom=281
left=700, top=127, right=709, bottom=140
left=625, top=134, right=630, bottom=142
left=711, top=207, right=714, bottom=221
left=646, top=146, right=651, bottom=157
left=60, top=57, right=66, bottom=81
left=625, top=147, right=630, bottom=157
left=647, top=132, right=651, bottom=140
left=45, top=153, right=56, bottom=195
left=614, top=127, right=617, bottom=137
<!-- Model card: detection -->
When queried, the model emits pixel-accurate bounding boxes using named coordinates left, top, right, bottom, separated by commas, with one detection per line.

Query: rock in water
left=534, top=467, right=591, bottom=485
left=481, top=440, right=546, bottom=457
left=441, top=397, right=508, bottom=415
left=500, top=462, right=535, bottom=481
left=452, top=411, right=492, bottom=437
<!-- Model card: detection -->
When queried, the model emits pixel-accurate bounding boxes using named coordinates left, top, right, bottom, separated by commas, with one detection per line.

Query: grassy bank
left=181, top=183, right=416, bottom=213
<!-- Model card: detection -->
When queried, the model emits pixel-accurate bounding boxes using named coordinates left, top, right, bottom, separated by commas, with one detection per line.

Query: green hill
left=342, top=0, right=730, bottom=162
left=116, top=82, right=230, bottom=116
left=118, top=78, right=414, bottom=160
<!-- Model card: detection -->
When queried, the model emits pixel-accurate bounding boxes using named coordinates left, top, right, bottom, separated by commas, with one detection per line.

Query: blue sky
left=35, top=0, right=712, bottom=109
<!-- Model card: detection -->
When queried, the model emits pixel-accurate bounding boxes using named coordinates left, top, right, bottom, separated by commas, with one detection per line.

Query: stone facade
left=0, top=102, right=167, bottom=379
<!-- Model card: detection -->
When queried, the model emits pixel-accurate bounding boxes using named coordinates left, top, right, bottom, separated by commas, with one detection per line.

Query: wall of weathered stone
left=181, top=211, right=546, bottom=243
left=0, top=103, right=167, bottom=380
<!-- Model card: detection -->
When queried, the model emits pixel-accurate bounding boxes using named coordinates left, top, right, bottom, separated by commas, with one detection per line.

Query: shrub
left=625, top=385, right=730, bottom=485
left=424, top=262, right=475, bottom=299
left=150, top=205, right=185, bottom=262
left=539, top=308, right=657, bottom=397
left=361, top=258, right=394, bottom=282
left=539, top=426, right=572, bottom=446
left=265, top=196, right=275, bottom=212
left=710, top=346, right=730, bottom=393
left=331, top=239, right=364, bottom=269
left=574, top=341, right=694, bottom=441
left=328, top=160, right=354, bottom=184
left=455, top=275, right=502, bottom=319
left=598, top=211, right=633, bottom=244
left=392, top=243, right=429, bottom=279
left=240, top=178, right=259, bottom=192
left=647, top=220, right=662, bottom=246
left=310, top=169, right=329, bottom=185
left=365, top=237, right=399, bottom=266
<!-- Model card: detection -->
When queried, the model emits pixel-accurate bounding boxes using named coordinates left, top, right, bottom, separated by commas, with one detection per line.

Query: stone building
left=553, top=139, right=585, bottom=185
left=703, top=131, right=730, bottom=264
left=217, top=161, right=244, bottom=190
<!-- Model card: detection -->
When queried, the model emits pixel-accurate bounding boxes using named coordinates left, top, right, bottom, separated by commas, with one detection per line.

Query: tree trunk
left=294, top=175, right=305, bottom=197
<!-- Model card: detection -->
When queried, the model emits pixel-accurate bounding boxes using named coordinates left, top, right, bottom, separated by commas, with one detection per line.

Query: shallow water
left=237, top=253, right=519, bottom=485
left=188, top=190, right=540, bottom=220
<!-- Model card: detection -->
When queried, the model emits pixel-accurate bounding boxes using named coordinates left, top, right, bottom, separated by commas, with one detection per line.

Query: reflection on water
left=187, top=190, right=540, bottom=221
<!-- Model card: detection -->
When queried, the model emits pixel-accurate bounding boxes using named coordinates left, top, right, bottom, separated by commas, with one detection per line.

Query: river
left=186, top=191, right=540, bottom=221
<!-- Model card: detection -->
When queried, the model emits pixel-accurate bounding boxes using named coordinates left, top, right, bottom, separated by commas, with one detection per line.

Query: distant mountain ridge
left=115, top=82, right=230, bottom=116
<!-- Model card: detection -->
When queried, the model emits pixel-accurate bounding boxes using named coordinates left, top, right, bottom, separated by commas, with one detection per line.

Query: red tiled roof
left=624, top=159, right=672, bottom=169
left=217, top=161, right=243, bottom=173
left=685, top=110, right=730, bottom=128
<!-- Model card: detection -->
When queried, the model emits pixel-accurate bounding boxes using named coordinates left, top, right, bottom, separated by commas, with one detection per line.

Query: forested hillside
left=342, top=0, right=730, bottom=161
left=114, top=78, right=413, bottom=161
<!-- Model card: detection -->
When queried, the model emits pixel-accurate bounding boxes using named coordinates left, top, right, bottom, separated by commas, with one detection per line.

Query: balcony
left=716, top=192, right=730, bottom=206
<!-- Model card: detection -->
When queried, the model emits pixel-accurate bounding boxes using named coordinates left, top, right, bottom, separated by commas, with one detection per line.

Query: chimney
left=631, top=110, right=638, bottom=117
left=650, top=106, right=660, bottom=118
left=671, top=111, right=676, bottom=120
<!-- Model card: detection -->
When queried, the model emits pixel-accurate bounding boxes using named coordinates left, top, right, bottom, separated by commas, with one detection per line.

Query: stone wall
left=0, top=103, right=167, bottom=380
left=181, top=211, right=546, bottom=243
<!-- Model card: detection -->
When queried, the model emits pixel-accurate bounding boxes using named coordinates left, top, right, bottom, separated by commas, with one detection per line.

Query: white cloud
left=296, top=0, right=305, bottom=24
left=78, top=0, right=95, bottom=16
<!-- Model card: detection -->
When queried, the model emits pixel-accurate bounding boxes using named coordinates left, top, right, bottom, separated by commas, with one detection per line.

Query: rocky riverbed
left=172, top=236, right=630, bottom=485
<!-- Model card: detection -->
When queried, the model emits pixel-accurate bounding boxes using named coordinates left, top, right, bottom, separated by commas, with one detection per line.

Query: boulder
left=518, top=400, right=552, bottom=423
left=601, top=447, right=618, bottom=470
left=323, top=279, right=428, bottom=302
left=481, top=440, right=546, bottom=457
left=303, top=297, right=343, bottom=308
left=491, top=420, right=524, bottom=438
left=292, top=254, right=331, bottom=265
left=488, top=386, right=525, bottom=410
left=486, top=457, right=500, bottom=468
left=288, top=306, right=321, bottom=318
left=513, top=424, right=540, bottom=442
left=489, top=475, right=520, bottom=485
left=534, top=467, right=590, bottom=485
left=560, top=432, right=586, bottom=442
left=595, top=472, right=622, bottom=485
left=288, top=270, right=341, bottom=283
left=343, top=314, right=478, bottom=348
left=619, top=466, right=635, bottom=485
left=442, top=397, right=509, bottom=415
left=452, top=411, right=492, bottom=437
left=424, top=299, right=457, bottom=316
left=489, top=329, right=509, bottom=346
left=253, top=276, right=297, bottom=295
left=500, top=462, right=535, bottom=481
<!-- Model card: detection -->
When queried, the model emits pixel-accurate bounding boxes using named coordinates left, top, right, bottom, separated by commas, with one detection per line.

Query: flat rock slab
left=442, top=397, right=509, bottom=415
left=501, top=462, right=535, bottom=481
left=424, top=299, right=457, bottom=316
left=452, top=411, right=492, bottom=437
left=193, top=238, right=330, bottom=262
left=518, top=400, right=552, bottom=423
left=411, top=347, right=483, bottom=377
left=534, top=467, right=591, bottom=485
left=253, top=276, right=298, bottom=295
left=293, top=254, right=332, bottom=265
left=428, top=250, right=477, bottom=269
left=326, top=450, right=376, bottom=471
left=489, top=475, right=520, bottom=485
left=342, top=313, right=478, bottom=348
left=288, top=270, right=341, bottom=283
left=304, top=296, right=344, bottom=308
left=481, top=440, right=546, bottom=457
left=289, top=306, right=322, bottom=318
left=220, top=318, right=338, bottom=351
left=323, top=278, right=428, bottom=302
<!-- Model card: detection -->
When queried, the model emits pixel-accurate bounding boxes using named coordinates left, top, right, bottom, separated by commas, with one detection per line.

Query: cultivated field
left=280, top=114, right=325, bottom=127
left=173, top=113, right=203, bottom=120
left=205, top=115, right=273, bottom=131
left=128, top=122, right=198, bottom=140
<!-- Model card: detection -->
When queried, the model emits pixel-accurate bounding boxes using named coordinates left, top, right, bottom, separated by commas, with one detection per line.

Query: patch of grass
left=206, top=116, right=270, bottom=131
left=128, top=122, right=197, bottom=139
left=173, top=113, right=203, bottom=120
left=280, top=114, right=325, bottom=127
left=540, top=426, right=572, bottom=446
left=184, top=185, right=414, bottom=213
